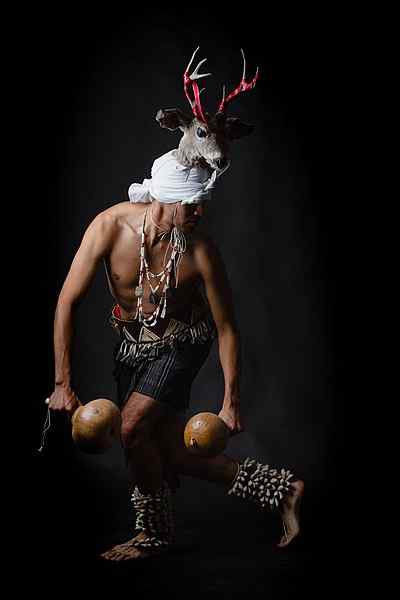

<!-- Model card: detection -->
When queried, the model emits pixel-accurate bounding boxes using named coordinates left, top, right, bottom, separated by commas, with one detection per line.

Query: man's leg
left=158, top=414, right=238, bottom=484
left=102, top=396, right=303, bottom=560
left=121, top=392, right=166, bottom=493
left=157, top=413, right=304, bottom=547
left=101, top=391, right=173, bottom=561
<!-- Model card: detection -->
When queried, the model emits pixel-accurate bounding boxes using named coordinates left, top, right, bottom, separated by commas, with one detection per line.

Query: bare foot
left=100, top=532, right=166, bottom=561
left=100, top=533, right=143, bottom=561
left=277, top=479, right=304, bottom=548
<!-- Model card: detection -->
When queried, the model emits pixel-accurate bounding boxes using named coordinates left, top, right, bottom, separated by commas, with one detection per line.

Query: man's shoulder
left=96, top=201, right=144, bottom=220
left=191, top=232, right=224, bottom=270
left=191, top=231, right=217, bottom=251
left=91, top=201, right=145, bottom=232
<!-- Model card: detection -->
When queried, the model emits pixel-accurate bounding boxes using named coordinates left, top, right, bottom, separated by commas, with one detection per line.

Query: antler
left=218, top=49, right=259, bottom=113
left=184, top=47, right=211, bottom=124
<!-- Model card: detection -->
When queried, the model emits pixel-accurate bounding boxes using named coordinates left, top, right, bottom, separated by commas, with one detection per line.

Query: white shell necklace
left=134, top=207, right=187, bottom=327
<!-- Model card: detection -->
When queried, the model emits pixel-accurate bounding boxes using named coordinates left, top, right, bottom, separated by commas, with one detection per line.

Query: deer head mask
left=156, top=47, right=259, bottom=172
left=128, top=48, right=259, bottom=205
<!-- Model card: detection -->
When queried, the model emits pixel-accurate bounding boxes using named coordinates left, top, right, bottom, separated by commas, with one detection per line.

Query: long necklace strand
left=134, top=208, right=186, bottom=327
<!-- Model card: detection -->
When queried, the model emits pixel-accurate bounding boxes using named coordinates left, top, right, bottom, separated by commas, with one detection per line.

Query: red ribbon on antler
left=183, top=47, right=259, bottom=123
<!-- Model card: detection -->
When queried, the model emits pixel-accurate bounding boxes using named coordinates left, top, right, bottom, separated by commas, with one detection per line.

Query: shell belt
left=111, top=313, right=216, bottom=368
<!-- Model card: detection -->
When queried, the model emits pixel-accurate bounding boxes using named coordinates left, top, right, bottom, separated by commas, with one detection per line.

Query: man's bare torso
left=102, top=202, right=207, bottom=324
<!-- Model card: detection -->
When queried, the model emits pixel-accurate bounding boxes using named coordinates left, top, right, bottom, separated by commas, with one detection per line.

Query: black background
left=13, top=6, right=356, bottom=597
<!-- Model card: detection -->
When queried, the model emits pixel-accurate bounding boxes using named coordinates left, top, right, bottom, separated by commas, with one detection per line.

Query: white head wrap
left=128, top=149, right=229, bottom=205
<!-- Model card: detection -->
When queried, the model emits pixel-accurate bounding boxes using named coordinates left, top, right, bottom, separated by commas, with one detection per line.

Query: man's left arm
left=195, top=237, right=243, bottom=435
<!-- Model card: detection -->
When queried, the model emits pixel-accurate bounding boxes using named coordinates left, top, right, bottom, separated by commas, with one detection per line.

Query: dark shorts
left=113, top=338, right=214, bottom=412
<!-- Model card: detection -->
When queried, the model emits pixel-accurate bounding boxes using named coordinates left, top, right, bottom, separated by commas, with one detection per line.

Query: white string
left=171, top=226, right=187, bottom=287
left=160, top=206, right=187, bottom=287
left=38, top=404, right=51, bottom=453
left=170, top=204, right=187, bottom=287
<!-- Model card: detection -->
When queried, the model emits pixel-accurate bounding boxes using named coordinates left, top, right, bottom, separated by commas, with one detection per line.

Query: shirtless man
left=48, top=195, right=304, bottom=561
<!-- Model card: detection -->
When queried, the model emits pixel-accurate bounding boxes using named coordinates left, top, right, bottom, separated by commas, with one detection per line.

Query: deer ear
left=156, top=108, right=192, bottom=131
left=225, top=117, right=254, bottom=140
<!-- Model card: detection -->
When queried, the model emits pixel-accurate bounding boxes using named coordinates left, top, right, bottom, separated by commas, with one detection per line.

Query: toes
left=277, top=529, right=299, bottom=548
left=277, top=535, right=291, bottom=548
left=112, top=548, right=141, bottom=561
left=101, top=549, right=123, bottom=560
left=102, top=552, right=118, bottom=560
left=101, top=545, right=143, bottom=561
left=109, top=552, right=126, bottom=561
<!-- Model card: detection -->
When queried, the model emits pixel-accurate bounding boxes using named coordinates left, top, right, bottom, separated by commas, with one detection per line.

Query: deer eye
left=196, top=127, right=208, bottom=139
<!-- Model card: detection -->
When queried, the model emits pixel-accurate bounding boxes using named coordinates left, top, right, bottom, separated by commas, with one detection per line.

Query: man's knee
left=120, top=391, right=164, bottom=449
left=120, top=417, right=152, bottom=449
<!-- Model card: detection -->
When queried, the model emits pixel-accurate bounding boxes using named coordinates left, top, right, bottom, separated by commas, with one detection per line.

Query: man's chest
left=106, top=235, right=199, bottom=289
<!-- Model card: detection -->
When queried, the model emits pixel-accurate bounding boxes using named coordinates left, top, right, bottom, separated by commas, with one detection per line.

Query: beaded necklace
left=134, top=207, right=186, bottom=327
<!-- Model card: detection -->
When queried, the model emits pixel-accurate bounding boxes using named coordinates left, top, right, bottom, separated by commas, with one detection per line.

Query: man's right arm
left=49, top=212, right=116, bottom=414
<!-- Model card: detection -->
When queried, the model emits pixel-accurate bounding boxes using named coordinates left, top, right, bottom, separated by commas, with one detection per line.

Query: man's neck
left=146, top=204, right=174, bottom=247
